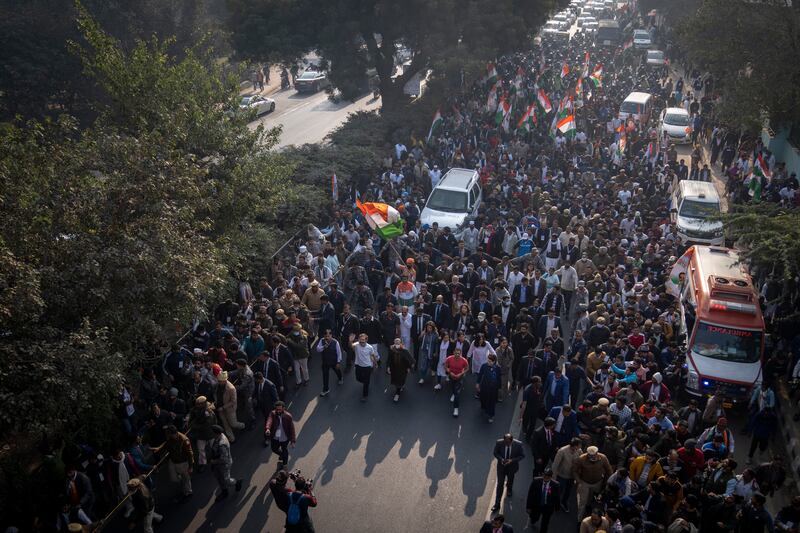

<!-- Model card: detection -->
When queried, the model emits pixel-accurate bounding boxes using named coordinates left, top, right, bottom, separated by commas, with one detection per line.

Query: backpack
left=287, top=491, right=303, bottom=525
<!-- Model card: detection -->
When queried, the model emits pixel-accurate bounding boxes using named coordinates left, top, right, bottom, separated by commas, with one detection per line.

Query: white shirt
left=352, top=342, right=378, bottom=367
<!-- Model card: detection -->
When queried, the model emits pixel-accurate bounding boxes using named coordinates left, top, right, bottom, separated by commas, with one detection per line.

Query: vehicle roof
left=647, top=49, right=664, bottom=55
left=437, top=168, right=479, bottom=190
left=623, top=92, right=652, bottom=104
left=690, top=246, right=764, bottom=328
left=678, top=180, right=719, bottom=202
left=634, top=29, right=650, bottom=34
left=598, top=19, right=619, bottom=27
left=664, top=107, right=688, bottom=115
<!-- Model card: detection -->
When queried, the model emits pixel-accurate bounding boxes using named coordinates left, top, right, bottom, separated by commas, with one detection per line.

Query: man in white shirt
left=394, top=142, right=407, bottom=160
left=429, top=164, right=442, bottom=188
left=555, top=260, right=578, bottom=317
left=352, top=334, right=378, bottom=401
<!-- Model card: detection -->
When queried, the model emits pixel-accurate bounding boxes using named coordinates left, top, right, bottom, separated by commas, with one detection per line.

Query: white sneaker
left=393, top=394, right=400, bottom=402
left=434, top=383, right=442, bottom=390
left=450, top=394, right=455, bottom=402
left=488, top=418, right=494, bottom=423
left=418, top=378, right=424, bottom=385
left=453, top=408, right=459, bottom=417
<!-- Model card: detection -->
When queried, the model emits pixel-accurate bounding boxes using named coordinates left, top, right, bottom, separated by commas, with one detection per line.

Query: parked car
left=633, top=29, right=653, bottom=49
left=235, top=94, right=276, bottom=117
left=294, top=70, right=331, bottom=93
left=658, top=107, right=692, bottom=144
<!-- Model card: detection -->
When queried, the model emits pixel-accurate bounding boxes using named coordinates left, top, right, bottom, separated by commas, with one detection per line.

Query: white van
left=419, top=168, right=482, bottom=230
left=618, top=91, right=653, bottom=125
left=670, top=180, right=724, bottom=245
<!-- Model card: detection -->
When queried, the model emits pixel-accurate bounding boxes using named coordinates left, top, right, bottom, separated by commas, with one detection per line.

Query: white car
left=237, top=94, right=276, bottom=116
left=576, top=15, right=595, bottom=26
left=633, top=29, right=652, bottom=49
left=419, top=168, right=482, bottom=230
left=658, top=107, right=692, bottom=144
left=550, top=16, right=570, bottom=30
left=583, top=20, right=599, bottom=33
left=646, top=50, right=666, bottom=66
left=544, top=20, right=568, bottom=32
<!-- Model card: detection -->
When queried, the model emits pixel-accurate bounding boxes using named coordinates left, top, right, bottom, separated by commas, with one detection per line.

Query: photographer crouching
left=268, top=469, right=318, bottom=532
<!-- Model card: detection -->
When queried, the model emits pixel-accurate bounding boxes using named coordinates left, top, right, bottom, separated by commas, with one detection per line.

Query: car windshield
left=240, top=96, right=254, bottom=105
left=664, top=112, right=689, bottom=126
left=692, top=322, right=762, bottom=363
left=634, top=31, right=649, bottom=39
left=620, top=101, right=641, bottom=114
left=648, top=51, right=664, bottom=60
left=299, top=72, right=319, bottom=80
left=679, top=199, right=719, bottom=219
left=426, top=189, right=468, bottom=212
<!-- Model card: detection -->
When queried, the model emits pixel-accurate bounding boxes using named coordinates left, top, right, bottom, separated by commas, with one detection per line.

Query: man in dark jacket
left=526, top=469, right=560, bottom=533
left=492, top=433, right=525, bottom=512
left=264, top=402, right=297, bottom=466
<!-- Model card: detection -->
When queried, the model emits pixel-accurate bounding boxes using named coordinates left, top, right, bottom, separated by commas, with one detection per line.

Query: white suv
left=420, top=168, right=482, bottom=230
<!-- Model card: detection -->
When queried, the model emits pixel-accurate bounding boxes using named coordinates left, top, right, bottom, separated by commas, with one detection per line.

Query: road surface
left=248, top=88, right=381, bottom=150
left=148, top=367, right=515, bottom=533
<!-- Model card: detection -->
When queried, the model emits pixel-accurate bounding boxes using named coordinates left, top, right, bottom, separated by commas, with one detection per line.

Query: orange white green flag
left=356, top=199, right=405, bottom=239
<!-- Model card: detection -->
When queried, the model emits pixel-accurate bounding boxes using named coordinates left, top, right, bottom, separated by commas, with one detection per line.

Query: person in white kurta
left=398, top=308, right=413, bottom=350
left=467, top=337, right=496, bottom=375
left=435, top=334, right=451, bottom=389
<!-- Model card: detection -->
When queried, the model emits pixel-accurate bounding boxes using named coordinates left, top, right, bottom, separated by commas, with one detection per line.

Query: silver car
left=238, top=94, right=276, bottom=116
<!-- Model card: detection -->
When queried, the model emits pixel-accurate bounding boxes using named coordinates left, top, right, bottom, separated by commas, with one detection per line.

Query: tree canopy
left=676, top=0, right=800, bottom=132
left=226, top=0, right=564, bottom=109
left=0, top=5, right=301, bottom=452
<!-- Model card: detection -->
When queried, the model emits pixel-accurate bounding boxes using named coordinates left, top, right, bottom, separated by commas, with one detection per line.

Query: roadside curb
left=776, top=379, right=800, bottom=494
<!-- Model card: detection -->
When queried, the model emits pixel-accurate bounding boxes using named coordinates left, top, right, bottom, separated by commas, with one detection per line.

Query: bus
left=596, top=20, right=621, bottom=47
left=669, top=246, right=765, bottom=404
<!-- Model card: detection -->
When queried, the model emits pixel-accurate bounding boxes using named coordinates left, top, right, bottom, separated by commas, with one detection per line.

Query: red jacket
left=639, top=380, right=671, bottom=403
left=677, top=446, right=705, bottom=479
left=264, top=411, right=296, bottom=443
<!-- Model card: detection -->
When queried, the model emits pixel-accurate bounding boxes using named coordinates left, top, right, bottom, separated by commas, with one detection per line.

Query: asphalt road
left=248, top=87, right=381, bottom=150
left=152, top=366, right=515, bottom=533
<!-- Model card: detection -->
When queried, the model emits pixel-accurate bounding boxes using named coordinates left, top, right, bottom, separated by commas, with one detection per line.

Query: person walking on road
left=492, top=433, right=525, bottom=512
left=315, top=329, right=343, bottom=397
left=445, top=348, right=469, bottom=417
left=573, top=446, right=612, bottom=518
left=353, top=333, right=379, bottom=401
left=551, top=437, right=583, bottom=512
left=526, top=468, right=560, bottom=533
left=477, top=353, right=502, bottom=423
left=215, top=371, right=244, bottom=443
left=388, top=338, right=414, bottom=402
left=153, top=425, right=194, bottom=503
left=264, top=401, right=297, bottom=468
left=207, top=425, right=242, bottom=502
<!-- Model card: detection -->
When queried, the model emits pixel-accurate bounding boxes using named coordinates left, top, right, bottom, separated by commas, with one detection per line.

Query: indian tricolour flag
left=557, top=113, right=576, bottom=135
left=486, top=82, right=499, bottom=112
left=517, top=103, right=537, bottom=132
left=754, top=153, right=772, bottom=180
left=561, top=62, right=570, bottom=79
left=589, top=65, right=603, bottom=88
left=356, top=199, right=405, bottom=240
left=427, top=109, right=443, bottom=142
left=537, top=88, right=552, bottom=113
left=495, top=98, right=511, bottom=128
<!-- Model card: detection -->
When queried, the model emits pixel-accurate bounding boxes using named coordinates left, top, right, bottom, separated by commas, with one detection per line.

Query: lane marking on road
left=484, top=388, right=525, bottom=523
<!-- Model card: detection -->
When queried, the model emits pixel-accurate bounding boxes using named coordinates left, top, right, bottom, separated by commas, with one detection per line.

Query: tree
left=677, top=0, right=800, bottom=132
left=0, top=6, right=298, bottom=441
left=0, top=0, right=226, bottom=123
left=226, top=0, right=563, bottom=111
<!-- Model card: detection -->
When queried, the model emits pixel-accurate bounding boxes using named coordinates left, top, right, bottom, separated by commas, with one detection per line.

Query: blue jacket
left=543, top=372, right=570, bottom=408
left=547, top=407, right=579, bottom=441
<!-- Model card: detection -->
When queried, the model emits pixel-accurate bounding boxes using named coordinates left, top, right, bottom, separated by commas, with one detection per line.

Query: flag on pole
left=495, top=98, right=511, bottom=126
left=589, top=65, right=603, bottom=88
left=356, top=199, right=405, bottom=240
left=331, top=173, right=338, bottom=203
left=582, top=52, right=590, bottom=77
left=561, top=62, right=570, bottom=79
left=754, top=153, right=772, bottom=181
left=748, top=173, right=762, bottom=201
left=622, top=37, right=633, bottom=51
left=537, top=88, right=552, bottom=113
left=517, top=103, right=537, bottom=132
left=427, top=109, right=443, bottom=142
left=575, top=77, right=583, bottom=97
left=557, top=113, right=576, bottom=135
